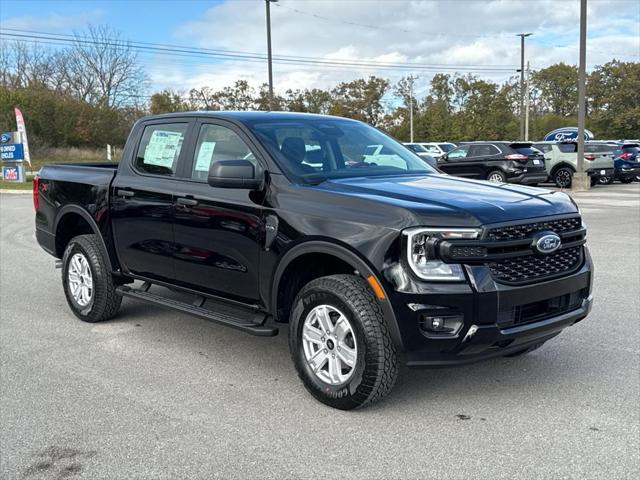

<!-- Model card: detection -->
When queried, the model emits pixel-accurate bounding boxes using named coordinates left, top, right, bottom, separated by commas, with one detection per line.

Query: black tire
left=289, top=274, right=399, bottom=410
left=486, top=170, right=507, bottom=183
left=620, top=177, right=634, bottom=184
left=503, top=342, right=545, bottom=358
left=553, top=167, right=574, bottom=188
left=590, top=177, right=598, bottom=187
left=62, top=234, right=122, bottom=322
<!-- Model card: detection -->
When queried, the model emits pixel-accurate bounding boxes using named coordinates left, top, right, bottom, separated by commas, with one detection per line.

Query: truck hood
left=311, top=174, right=578, bottom=226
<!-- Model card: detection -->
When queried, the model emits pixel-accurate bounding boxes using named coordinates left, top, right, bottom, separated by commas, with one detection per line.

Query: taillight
left=33, top=176, right=39, bottom=210
left=584, top=154, right=596, bottom=161
left=505, top=154, right=528, bottom=162
left=619, top=152, right=629, bottom=160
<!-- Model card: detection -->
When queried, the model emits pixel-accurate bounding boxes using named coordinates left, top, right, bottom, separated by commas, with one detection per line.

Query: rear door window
left=469, top=144, right=500, bottom=157
left=446, top=145, right=470, bottom=159
left=558, top=143, right=578, bottom=153
left=134, top=123, right=188, bottom=176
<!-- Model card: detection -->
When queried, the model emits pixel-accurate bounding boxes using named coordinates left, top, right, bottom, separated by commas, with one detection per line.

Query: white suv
left=417, top=142, right=457, bottom=160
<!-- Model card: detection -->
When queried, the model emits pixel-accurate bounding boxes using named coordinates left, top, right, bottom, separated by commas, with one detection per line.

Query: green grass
left=0, top=178, right=33, bottom=190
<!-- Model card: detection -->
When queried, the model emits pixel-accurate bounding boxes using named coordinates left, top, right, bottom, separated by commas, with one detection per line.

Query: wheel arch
left=550, top=162, right=576, bottom=176
left=54, top=205, right=115, bottom=271
left=270, top=240, right=404, bottom=350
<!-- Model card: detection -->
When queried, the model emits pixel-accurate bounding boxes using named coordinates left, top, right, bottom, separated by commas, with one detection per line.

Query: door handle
left=176, top=197, right=198, bottom=207
left=117, top=189, right=135, bottom=198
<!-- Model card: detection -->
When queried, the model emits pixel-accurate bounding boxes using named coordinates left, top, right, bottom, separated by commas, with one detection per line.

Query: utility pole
left=524, top=61, right=531, bottom=141
left=265, top=0, right=277, bottom=110
left=573, top=0, right=589, bottom=191
left=517, top=33, right=532, bottom=140
left=407, top=75, right=418, bottom=143
left=409, top=78, right=414, bottom=143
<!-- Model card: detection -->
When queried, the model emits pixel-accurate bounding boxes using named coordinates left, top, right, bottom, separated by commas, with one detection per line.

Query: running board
left=116, top=285, right=278, bottom=337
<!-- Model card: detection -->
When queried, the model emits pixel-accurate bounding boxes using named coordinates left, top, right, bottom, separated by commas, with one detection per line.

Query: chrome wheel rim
left=488, top=173, right=504, bottom=183
left=302, top=305, right=358, bottom=385
left=556, top=170, right=572, bottom=187
left=68, top=253, right=93, bottom=307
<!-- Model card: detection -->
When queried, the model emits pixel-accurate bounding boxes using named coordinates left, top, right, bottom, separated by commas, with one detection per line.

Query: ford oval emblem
left=0, top=133, right=10, bottom=144
left=532, top=231, right=562, bottom=255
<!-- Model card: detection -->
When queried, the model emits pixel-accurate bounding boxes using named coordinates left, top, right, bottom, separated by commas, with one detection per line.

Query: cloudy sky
left=1, top=0, right=639, bottom=97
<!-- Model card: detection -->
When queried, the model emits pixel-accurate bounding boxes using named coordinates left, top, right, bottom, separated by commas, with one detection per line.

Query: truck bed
left=35, top=162, right=119, bottom=259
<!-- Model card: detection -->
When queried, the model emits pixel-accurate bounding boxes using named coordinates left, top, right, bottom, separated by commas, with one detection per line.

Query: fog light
left=421, top=314, right=464, bottom=338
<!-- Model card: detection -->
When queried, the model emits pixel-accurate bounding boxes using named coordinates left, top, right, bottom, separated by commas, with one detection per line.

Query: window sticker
left=194, top=141, right=216, bottom=172
left=144, top=130, right=184, bottom=168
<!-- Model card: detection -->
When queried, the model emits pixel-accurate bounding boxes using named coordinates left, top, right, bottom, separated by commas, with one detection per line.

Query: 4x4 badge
left=532, top=231, right=562, bottom=255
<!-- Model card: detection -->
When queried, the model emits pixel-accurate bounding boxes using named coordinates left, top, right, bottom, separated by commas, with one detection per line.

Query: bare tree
left=67, top=25, right=148, bottom=108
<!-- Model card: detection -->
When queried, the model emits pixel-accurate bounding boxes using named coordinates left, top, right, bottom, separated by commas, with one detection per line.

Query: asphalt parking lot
left=1, top=183, right=639, bottom=480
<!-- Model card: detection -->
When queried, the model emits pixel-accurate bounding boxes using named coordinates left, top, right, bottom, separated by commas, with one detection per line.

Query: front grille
left=488, top=246, right=583, bottom=284
left=487, top=217, right=581, bottom=241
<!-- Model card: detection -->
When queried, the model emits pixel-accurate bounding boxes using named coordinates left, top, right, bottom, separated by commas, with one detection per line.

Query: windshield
left=406, top=144, right=428, bottom=153
left=439, top=143, right=456, bottom=152
left=245, top=117, right=435, bottom=183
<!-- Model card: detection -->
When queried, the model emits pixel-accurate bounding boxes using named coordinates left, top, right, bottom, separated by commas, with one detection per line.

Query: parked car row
left=403, top=139, right=640, bottom=188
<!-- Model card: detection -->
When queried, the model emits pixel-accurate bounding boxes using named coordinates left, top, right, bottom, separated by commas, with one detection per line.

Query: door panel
left=111, top=121, right=191, bottom=282
left=171, top=121, right=264, bottom=303
left=111, top=177, right=177, bottom=281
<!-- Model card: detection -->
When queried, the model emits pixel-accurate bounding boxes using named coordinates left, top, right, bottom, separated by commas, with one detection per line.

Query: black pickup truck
left=35, top=112, right=593, bottom=410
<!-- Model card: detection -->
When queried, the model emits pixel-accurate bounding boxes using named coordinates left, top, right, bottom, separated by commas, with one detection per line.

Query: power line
left=0, top=28, right=519, bottom=73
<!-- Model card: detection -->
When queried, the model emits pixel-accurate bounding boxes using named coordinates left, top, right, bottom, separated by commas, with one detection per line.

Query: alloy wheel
left=68, top=252, right=93, bottom=307
left=301, top=305, right=358, bottom=385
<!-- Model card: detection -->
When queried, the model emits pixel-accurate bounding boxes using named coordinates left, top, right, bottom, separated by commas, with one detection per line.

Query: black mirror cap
left=207, top=160, right=264, bottom=190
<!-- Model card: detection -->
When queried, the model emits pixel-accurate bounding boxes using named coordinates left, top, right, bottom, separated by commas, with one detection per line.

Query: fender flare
left=270, top=240, right=404, bottom=350
left=53, top=205, right=115, bottom=271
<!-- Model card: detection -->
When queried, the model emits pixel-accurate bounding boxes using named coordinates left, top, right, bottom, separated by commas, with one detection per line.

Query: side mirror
left=208, top=160, right=264, bottom=190
left=439, top=154, right=448, bottom=162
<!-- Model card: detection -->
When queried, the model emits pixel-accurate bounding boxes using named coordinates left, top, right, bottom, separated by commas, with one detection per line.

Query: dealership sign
left=1, top=142, right=25, bottom=161
left=543, top=127, right=594, bottom=142
left=2, top=166, right=21, bottom=181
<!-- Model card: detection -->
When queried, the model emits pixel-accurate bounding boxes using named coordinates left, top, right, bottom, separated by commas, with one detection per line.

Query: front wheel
left=620, top=177, right=635, bottom=184
left=289, top=274, right=399, bottom=410
left=62, top=234, right=122, bottom=322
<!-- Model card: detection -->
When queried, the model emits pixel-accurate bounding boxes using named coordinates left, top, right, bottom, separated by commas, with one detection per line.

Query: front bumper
left=386, top=247, right=593, bottom=367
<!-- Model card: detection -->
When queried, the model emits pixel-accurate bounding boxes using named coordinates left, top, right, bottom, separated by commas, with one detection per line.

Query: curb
left=0, top=189, right=32, bottom=194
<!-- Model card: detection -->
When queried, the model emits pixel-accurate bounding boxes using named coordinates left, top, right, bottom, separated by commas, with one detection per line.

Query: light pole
left=573, top=0, right=589, bottom=191
left=517, top=33, right=532, bottom=140
left=265, top=0, right=277, bottom=110
left=525, top=61, right=530, bottom=141
left=408, top=76, right=418, bottom=142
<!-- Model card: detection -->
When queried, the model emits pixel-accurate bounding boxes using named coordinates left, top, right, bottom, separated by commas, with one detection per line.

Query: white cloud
left=143, top=0, right=640, bottom=93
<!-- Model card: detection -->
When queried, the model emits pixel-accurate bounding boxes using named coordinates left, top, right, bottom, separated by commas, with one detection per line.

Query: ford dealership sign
left=543, top=127, right=594, bottom=142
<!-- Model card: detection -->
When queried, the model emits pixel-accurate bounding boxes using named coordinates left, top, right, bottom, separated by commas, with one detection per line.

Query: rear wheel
left=599, top=175, right=614, bottom=185
left=487, top=170, right=507, bottom=183
left=553, top=167, right=574, bottom=188
left=62, top=234, right=122, bottom=322
left=289, top=274, right=399, bottom=410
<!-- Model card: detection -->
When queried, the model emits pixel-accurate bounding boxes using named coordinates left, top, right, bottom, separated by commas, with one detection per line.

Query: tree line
left=1, top=26, right=638, bottom=153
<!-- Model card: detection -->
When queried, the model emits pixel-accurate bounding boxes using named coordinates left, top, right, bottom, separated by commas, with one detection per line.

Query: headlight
left=403, top=228, right=480, bottom=281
